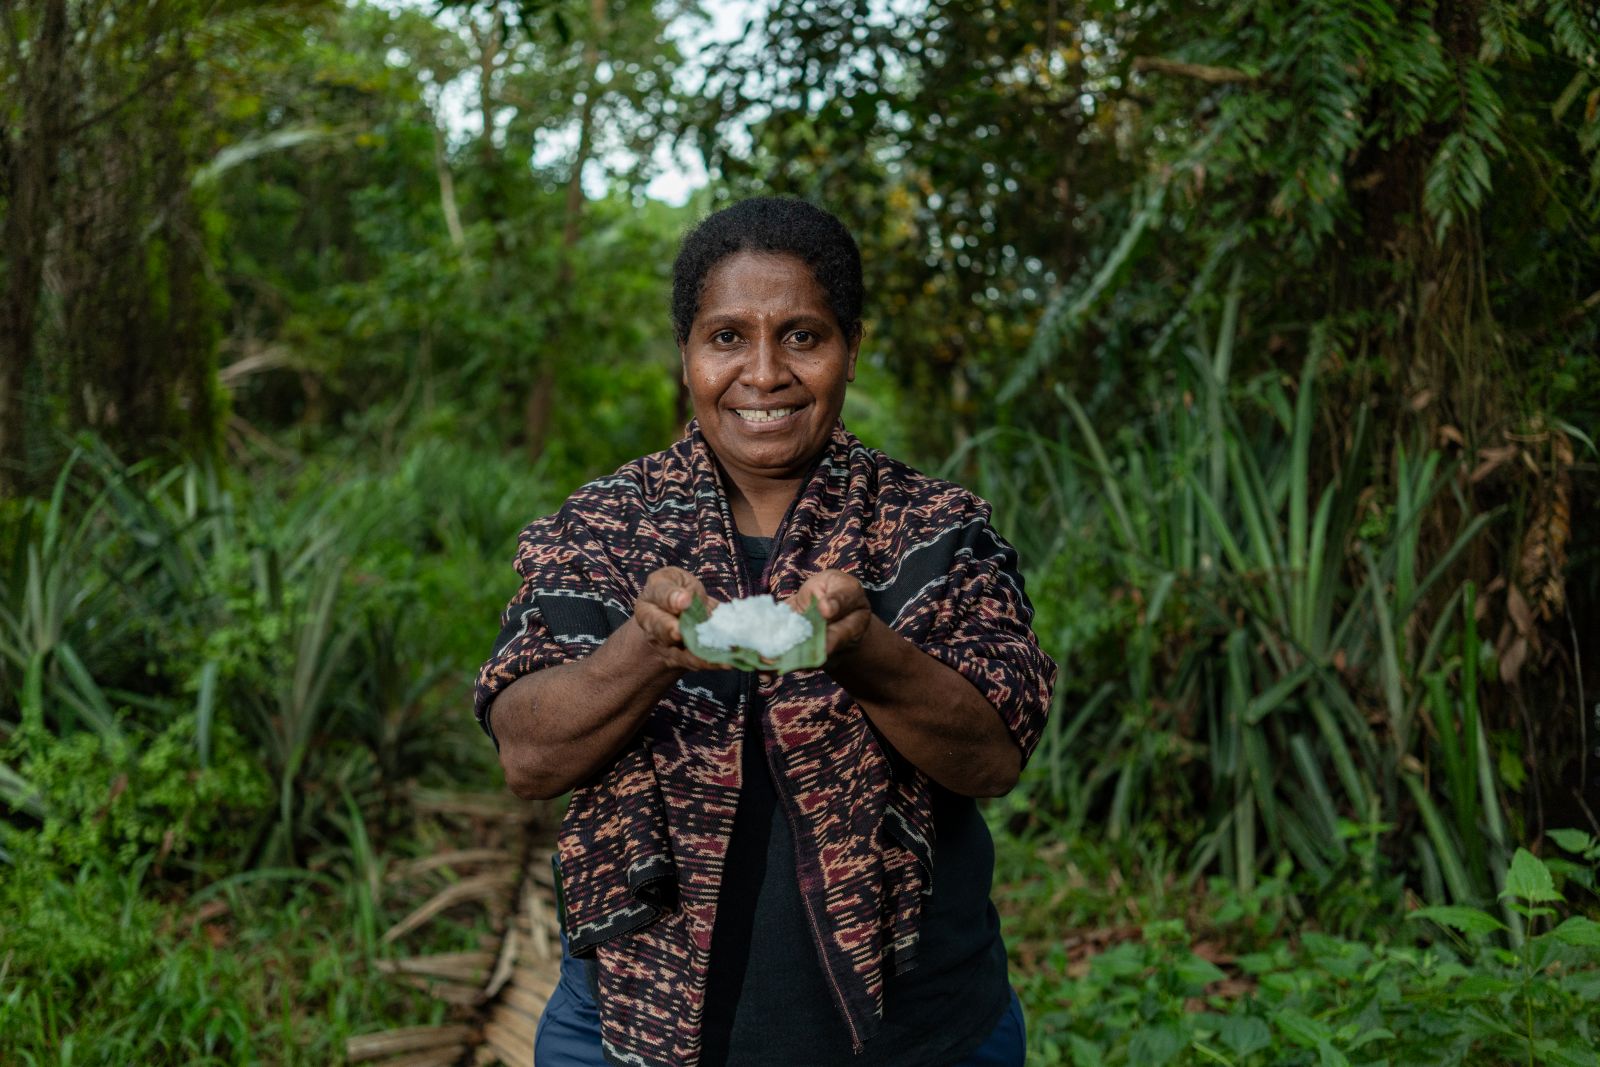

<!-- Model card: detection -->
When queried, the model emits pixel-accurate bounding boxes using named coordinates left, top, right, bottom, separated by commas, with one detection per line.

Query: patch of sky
left=370, top=0, right=767, bottom=205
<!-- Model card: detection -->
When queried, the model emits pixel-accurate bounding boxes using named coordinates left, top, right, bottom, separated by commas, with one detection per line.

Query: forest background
left=3, top=0, right=1600, bottom=1064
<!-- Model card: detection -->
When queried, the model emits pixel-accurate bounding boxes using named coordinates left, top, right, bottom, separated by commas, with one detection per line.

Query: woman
left=476, top=198, right=1055, bottom=1067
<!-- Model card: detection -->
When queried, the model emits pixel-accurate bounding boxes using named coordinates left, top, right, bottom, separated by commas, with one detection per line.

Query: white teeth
left=735, top=407, right=797, bottom=423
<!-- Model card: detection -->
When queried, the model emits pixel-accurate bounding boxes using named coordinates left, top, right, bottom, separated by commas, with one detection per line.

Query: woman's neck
left=723, top=473, right=802, bottom=538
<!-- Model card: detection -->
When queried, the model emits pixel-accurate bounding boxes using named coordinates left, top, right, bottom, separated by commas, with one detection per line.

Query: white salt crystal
left=696, top=595, right=814, bottom=658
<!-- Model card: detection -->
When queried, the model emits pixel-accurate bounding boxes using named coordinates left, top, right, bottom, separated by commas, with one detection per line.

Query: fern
left=1259, top=3, right=1385, bottom=241
left=1541, top=0, right=1599, bottom=65
left=1425, top=56, right=1507, bottom=242
left=1373, top=5, right=1450, bottom=144
left=1479, top=0, right=1534, bottom=64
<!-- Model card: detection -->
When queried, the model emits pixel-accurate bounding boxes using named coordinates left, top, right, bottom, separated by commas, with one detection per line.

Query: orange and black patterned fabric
left=475, top=421, right=1055, bottom=1067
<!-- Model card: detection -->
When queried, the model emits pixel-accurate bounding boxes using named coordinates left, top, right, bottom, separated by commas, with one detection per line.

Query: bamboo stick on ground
left=346, top=1025, right=471, bottom=1062
left=376, top=951, right=495, bottom=982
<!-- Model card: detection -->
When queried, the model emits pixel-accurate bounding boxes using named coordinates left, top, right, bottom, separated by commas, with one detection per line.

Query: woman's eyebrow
left=697, top=311, right=751, bottom=330
left=697, top=310, right=832, bottom=332
left=778, top=313, right=833, bottom=332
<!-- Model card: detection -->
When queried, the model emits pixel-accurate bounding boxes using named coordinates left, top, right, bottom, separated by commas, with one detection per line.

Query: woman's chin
left=713, top=436, right=819, bottom=481
left=703, top=411, right=824, bottom=472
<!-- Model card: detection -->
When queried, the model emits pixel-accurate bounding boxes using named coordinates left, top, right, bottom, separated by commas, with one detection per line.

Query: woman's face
left=680, top=251, right=859, bottom=485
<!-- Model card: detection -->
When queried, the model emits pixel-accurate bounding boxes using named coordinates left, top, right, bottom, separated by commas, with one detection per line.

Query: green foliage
left=0, top=432, right=549, bottom=873
left=1026, top=927, right=1600, bottom=1066
left=704, top=0, right=1600, bottom=430
left=982, top=302, right=1548, bottom=916
left=0, top=457, right=130, bottom=745
left=999, top=829, right=1600, bottom=1067
left=212, top=0, right=692, bottom=469
left=1, top=714, right=268, bottom=872
left=0, top=857, right=450, bottom=1064
left=0, top=436, right=526, bottom=1059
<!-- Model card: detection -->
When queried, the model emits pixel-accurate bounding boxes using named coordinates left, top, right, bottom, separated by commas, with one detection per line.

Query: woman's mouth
left=732, top=406, right=802, bottom=424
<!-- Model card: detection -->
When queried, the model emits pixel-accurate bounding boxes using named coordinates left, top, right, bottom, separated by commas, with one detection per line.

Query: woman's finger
left=635, top=601, right=683, bottom=645
left=641, top=566, right=711, bottom=620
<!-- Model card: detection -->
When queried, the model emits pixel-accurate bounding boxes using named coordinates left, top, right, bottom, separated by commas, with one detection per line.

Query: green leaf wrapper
left=679, top=595, right=827, bottom=673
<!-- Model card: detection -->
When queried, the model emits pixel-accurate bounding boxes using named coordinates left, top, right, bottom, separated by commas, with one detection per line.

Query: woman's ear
left=845, top=324, right=863, bottom=382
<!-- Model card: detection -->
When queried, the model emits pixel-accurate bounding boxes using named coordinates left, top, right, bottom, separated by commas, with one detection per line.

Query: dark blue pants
left=533, top=935, right=1027, bottom=1066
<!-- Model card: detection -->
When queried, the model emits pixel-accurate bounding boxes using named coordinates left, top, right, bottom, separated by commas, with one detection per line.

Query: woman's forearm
left=490, top=619, right=685, bottom=800
left=491, top=565, right=1021, bottom=800
left=825, top=617, right=1022, bottom=798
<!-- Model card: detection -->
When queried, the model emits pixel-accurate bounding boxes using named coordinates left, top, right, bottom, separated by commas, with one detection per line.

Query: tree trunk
left=433, top=124, right=466, bottom=252
left=470, top=9, right=508, bottom=259
left=475, top=10, right=503, bottom=169
left=0, top=0, right=71, bottom=497
left=524, top=0, right=607, bottom=463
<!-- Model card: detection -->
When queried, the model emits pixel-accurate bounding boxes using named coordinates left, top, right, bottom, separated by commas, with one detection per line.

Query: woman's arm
left=490, top=567, right=724, bottom=800
left=797, top=570, right=1025, bottom=798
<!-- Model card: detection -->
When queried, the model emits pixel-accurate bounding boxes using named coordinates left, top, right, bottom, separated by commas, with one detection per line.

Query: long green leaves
left=1001, top=303, right=1505, bottom=912
left=0, top=444, right=417, bottom=871
left=0, top=451, right=128, bottom=745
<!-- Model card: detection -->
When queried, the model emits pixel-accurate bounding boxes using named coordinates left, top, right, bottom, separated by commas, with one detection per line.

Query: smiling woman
left=475, top=198, right=1055, bottom=1067
left=671, top=201, right=865, bottom=536
left=679, top=251, right=859, bottom=534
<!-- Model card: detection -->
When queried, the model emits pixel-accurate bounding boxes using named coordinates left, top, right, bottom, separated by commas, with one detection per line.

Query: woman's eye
left=789, top=330, right=815, bottom=345
left=712, top=330, right=738, bottom=345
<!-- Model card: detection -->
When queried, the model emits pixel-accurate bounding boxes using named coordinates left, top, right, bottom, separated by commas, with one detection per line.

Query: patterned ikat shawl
left=475, top=421, right=1055, bottom=1067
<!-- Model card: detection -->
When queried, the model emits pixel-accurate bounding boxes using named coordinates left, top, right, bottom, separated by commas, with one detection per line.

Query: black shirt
left=698, top=534, right=1011, bottom=1067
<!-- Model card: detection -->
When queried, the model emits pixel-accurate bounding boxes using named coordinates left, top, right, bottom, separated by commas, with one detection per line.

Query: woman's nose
left=740, top=336, right=795, bottom=390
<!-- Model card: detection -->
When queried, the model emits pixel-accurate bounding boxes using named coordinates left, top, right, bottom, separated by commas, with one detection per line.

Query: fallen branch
left=381, top=870, right=517, bottom=945
left=387, top=848, right=515, bottom=883
left=376, top=951, right=495, bottom=983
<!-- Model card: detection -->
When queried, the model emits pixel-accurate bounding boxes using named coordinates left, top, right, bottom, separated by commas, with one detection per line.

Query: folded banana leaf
left=679, top=595, right=827, bottom=673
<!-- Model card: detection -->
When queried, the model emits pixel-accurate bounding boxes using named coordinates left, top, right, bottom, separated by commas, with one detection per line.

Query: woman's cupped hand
left=635, top=565, right=875, bottom=675
left=789, top=568, right=873, bottom=665
left=634, top=566, right=732, bottom=672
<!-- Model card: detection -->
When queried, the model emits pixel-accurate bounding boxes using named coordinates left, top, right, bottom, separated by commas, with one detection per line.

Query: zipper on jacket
left=711, top=442, right=863, bottom=1050
left=754, top=685, right=866, bottom=1053
left=750, top=513, right=866, bottom=1053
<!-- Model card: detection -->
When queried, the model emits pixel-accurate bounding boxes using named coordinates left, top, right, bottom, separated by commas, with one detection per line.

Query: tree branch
left=65, top=57, right=184, bottom=137
left=1131, top=56, right=1255, bottom=84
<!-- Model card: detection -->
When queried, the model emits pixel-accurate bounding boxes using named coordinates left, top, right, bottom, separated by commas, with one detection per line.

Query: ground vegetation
left=2, top=1, right=1597, bottom=1063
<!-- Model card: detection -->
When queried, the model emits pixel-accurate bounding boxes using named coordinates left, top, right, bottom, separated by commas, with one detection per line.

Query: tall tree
left=436, top=0, right=689, bottom=459
left=0, top=0, right=70, bottom=496
left=0, top=0, right=330, bottom=493
left=211, top=1, right=692, bottom=475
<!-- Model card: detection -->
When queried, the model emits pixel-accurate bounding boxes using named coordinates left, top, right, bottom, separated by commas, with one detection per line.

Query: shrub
left=1008, top=833, right=1600, bottom=1067
left=1, top=712, right=269, bottom=875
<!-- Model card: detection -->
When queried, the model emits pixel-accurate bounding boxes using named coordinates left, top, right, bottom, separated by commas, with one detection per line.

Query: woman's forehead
left=695, top=251, right=829, bottom=317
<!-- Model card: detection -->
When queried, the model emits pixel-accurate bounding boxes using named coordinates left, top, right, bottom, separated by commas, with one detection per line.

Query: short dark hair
left=671, top=197, right=864, bottom=345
